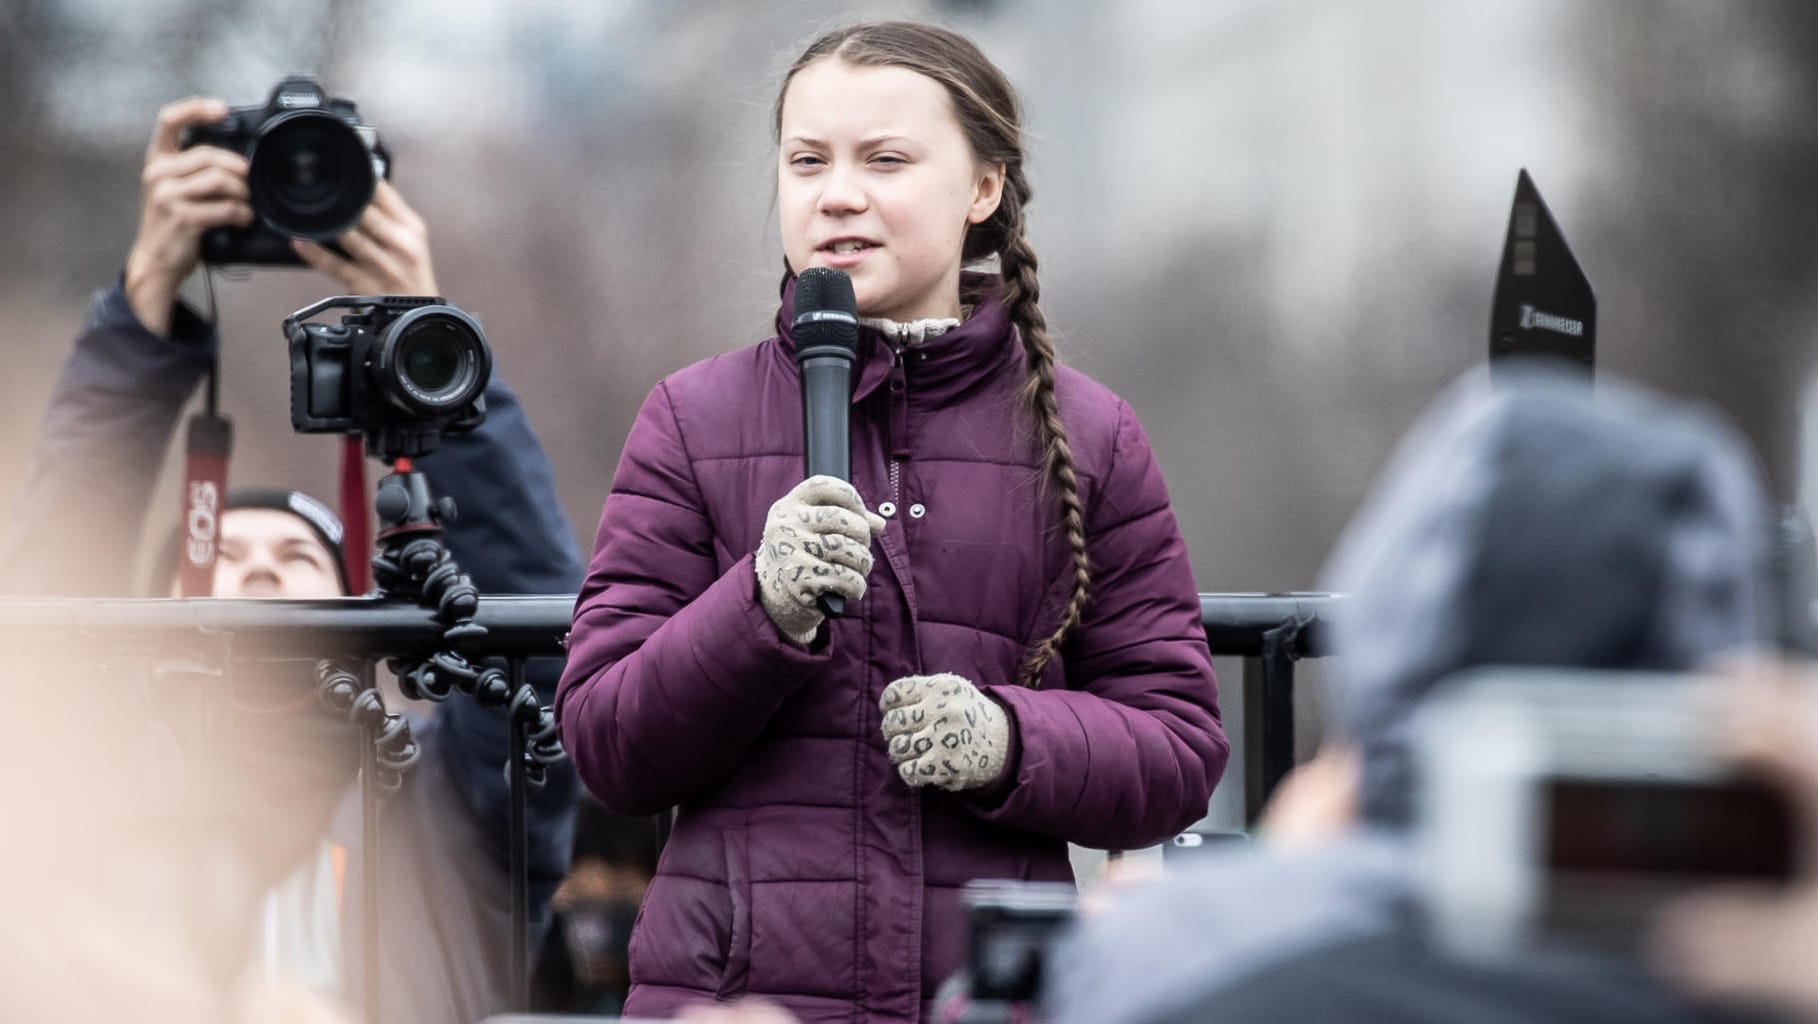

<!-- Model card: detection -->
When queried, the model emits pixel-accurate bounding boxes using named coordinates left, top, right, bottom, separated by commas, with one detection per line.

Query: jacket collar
left=775, top=271, right=1019, bottom=405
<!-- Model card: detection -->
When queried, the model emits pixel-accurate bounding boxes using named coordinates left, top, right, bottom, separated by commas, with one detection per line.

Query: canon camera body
left=183, top=76, right=389, bottom=265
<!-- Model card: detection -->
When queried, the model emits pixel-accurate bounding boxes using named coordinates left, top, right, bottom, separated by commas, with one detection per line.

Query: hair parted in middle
left=774, top=21, right=1090, bottom=688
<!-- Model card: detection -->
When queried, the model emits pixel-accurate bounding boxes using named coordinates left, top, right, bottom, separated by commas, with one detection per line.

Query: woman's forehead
left=780, top=59, right=959, bottom=140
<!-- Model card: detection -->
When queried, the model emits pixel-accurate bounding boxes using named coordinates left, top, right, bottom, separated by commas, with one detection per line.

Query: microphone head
left=1489, top=169, right=1594, bottom=375
left=792, top=267, right=860, bottom=356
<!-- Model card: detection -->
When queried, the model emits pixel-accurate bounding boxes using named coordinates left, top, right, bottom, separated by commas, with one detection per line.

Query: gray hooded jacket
left=1047, top=367, right=1770, bottom=1024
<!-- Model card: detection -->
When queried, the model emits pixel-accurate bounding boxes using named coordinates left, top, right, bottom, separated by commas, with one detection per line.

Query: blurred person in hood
left=1046, top=366, right=1777, bottom=1024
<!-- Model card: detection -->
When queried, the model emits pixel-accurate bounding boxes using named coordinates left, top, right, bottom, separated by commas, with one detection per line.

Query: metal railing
left=1198, top=594, right=1338, bottom=822
left=0, top=589, right=1340, bottom=1013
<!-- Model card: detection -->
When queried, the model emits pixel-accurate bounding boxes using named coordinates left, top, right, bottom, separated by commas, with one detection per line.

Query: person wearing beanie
left=1046, top=366, right=1774, bottom=1024
left=145, top=487, right=351, bottom=599
left=1, top=96, right=583, bottom=1024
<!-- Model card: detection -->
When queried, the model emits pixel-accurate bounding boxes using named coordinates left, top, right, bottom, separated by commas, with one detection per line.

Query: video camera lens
left=375, top=307, right=490, bottom=415
left=248, top=110, right=376, bottom=241
left=287, top=295, right=490, bottom=460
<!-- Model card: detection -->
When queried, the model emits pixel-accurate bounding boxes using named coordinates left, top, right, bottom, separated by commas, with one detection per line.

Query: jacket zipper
left=888, top=344, right=908, bottom=508
left=883, top=335, right=924, bottom=1018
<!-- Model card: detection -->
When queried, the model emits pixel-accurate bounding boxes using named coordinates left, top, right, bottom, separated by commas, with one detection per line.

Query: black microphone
left=792, top=267, right=861, bottom=619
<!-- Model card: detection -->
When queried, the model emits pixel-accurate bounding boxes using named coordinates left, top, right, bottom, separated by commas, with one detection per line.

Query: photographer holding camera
left=3, top=92, right=582, bottom=1024
left=122, top=94, right=433, bottom=339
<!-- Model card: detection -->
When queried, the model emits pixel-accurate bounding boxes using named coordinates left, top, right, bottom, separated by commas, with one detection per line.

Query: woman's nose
left=818, top=162, right=868, bottom=216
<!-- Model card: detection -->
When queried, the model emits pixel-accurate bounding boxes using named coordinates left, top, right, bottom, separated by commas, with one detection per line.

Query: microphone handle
left=799, top=349, right=854, bottom=619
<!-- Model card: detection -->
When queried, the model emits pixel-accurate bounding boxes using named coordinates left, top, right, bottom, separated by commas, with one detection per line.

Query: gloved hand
left=754, top=475, right=886, bottom=644
left=880, top=673, right=1010, bottom=791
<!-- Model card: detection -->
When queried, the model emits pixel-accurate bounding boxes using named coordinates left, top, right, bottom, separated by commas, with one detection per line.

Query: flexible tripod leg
left=358, top=661, right=384, bottom=1024
left=370, top=461, right=563, bottom=1014
left=508, top=658, right=532, bottom=1012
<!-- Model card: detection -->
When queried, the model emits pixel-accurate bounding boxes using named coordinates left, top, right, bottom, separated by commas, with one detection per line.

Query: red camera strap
left=339, top=434, right=371, bottom=594
left=177, top=413, right=233, bottom=597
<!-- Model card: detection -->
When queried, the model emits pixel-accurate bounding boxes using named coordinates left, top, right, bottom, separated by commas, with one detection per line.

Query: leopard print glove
left=880, top=673, right=1010, bottom=791
left=753, top=475, right=887, bottom=644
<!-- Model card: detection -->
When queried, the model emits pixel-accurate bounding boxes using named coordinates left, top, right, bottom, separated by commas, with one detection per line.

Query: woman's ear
left=967, top=162, right=1007, bottom=225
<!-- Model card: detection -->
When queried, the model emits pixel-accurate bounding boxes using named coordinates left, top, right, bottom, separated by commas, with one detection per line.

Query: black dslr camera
left=956, top=880, right=1076, bottom=1022
left=182, top=75, right=389, bottom=265
left=284, top=295, right=491, bottom=460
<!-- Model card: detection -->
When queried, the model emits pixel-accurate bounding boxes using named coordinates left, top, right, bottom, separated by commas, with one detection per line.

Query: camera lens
left=375, top=307, right=491, bottom=415
left=403, top=329, right=462, bottom=393
left=247, top=110, right=375, bottom=241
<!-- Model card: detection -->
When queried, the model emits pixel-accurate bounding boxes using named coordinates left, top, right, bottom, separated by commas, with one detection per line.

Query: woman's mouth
left=819, top=238, right=879, bottom=266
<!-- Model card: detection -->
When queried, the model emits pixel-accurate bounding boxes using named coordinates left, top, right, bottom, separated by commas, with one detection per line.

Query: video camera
left=284, top=295, right=491, bottom=460
left=182, top=75, right=389, bottom=265
left=1415, top=668, right=1800, bottom=958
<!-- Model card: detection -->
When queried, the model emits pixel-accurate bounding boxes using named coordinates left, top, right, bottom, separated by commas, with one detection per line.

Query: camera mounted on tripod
left=284, top=294, right=492, bottom=461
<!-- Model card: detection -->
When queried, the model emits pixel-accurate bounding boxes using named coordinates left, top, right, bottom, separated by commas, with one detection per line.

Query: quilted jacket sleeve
left=972, top=400, right=1228, bottom=849
left=1, top=280, right=213, bottom=596
left=555, top=380, right=829, bottom=815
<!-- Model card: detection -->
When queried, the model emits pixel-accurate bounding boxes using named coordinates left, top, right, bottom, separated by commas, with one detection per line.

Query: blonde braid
left=996, top=181, right=1091, bottom=688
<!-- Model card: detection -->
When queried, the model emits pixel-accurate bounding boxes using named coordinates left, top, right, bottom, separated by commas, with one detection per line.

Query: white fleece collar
left=860, top=314, right=964, bottom=347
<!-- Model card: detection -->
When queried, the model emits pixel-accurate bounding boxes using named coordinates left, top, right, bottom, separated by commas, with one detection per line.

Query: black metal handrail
left=0, top=594, right=577, bottom=658
left=1198, top=593, right=1336, bottom=654
left=0, top=589, right=1341, bottom=1013
left=0, top=591, right=1340, bottom=812
left=0, top=592, right=1335, bottom=655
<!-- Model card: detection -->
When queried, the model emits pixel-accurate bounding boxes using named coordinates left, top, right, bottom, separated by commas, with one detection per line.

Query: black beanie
left=152, top=488, right=352, bottom=595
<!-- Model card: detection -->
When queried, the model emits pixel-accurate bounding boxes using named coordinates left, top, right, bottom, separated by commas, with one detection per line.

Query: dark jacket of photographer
left=2, top=280, right=584, bottom=1024
left=1045, top=368, right=1773, bottom=1024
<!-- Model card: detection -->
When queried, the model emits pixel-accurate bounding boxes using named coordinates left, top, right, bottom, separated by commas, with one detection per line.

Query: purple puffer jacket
left=557, top=275, right=1227, bottom=1022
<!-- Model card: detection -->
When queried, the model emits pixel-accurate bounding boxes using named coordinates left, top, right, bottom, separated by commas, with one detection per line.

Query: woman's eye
left=871, top=154, right=906, bottom=167
left=790, top=154, right=824, bottom=169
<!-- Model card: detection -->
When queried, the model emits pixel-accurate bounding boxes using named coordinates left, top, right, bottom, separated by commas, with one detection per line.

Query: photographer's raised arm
left=8, top=91, right=463, bottom=599
left=419, top=380, right=582, bottom=597
left=1, top=98, right=248, bottom=595
left=0, top=280, right=218, bottom=596
left=1, top=94, right=458, bottom=599
left=124, top=98, right=252, bottom=337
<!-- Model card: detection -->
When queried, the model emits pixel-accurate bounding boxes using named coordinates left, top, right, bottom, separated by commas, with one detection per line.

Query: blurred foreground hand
left=678, top=998, right=803, bottom=1024
left=1652, top=658, right=1818, bottom=1019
